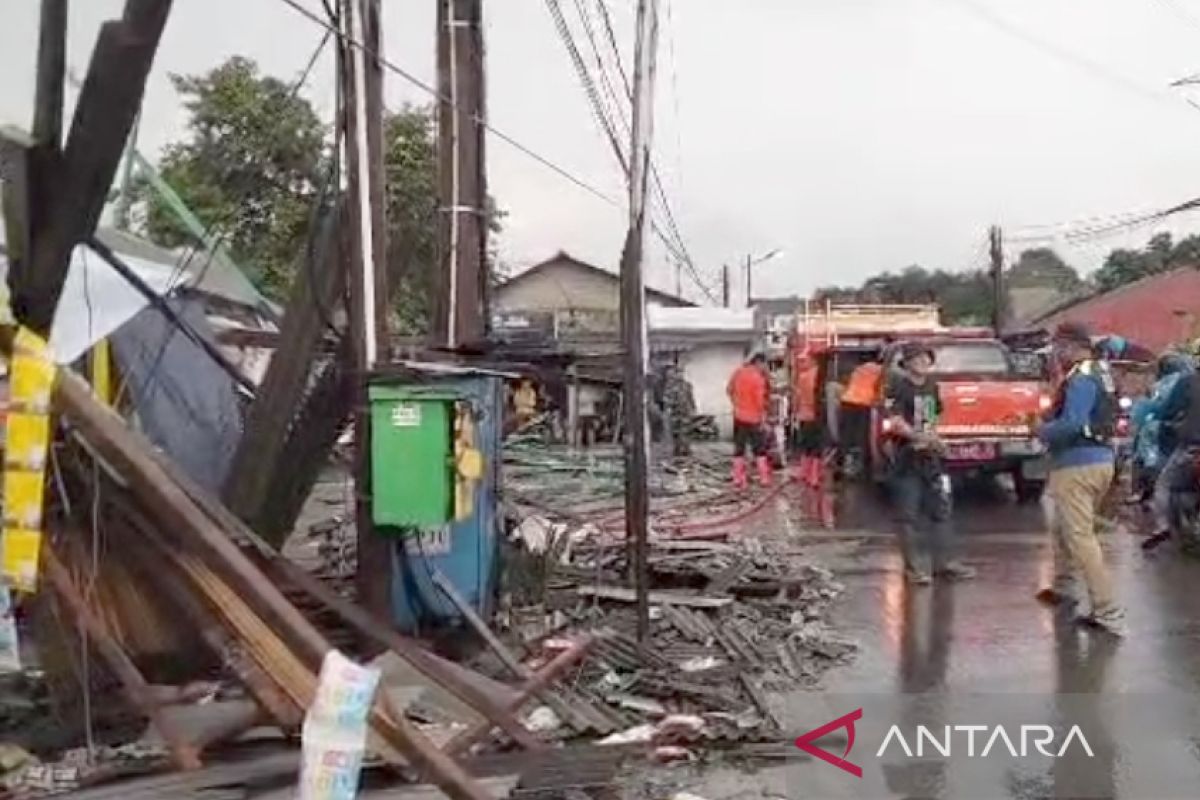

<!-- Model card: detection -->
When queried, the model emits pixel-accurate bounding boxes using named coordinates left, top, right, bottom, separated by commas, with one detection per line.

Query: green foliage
left=1092, top=232, right=1200, bottom=292
left=138, top=57, right=326, bottom=296
left=135, top=56, right=498, bottom=332
left=815, top=265, right=995, bottom=325
left=1008, top=248, right=1081, bottom=291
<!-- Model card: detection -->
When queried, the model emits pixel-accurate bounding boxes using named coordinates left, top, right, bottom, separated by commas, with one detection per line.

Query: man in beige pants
left=1036, top=322, right=1123, bottom=636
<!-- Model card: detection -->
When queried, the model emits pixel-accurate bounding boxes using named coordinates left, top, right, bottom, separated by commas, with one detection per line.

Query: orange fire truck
left=786, top=302, right=1051, bottom=501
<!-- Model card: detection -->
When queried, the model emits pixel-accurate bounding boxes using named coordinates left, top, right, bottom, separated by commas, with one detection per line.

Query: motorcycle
left=1164, top=445, right=1200, bottom=556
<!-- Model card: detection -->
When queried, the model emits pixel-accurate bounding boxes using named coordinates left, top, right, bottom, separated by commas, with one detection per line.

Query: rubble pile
left=499, top=443, right=857, bottom=753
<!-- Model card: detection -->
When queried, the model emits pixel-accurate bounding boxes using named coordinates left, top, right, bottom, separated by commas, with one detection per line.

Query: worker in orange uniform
left=791, top=351, right=822, bottom=486
left=727, top=352, right=772, bottom=490
left=839, top=358, right=884, bottom=476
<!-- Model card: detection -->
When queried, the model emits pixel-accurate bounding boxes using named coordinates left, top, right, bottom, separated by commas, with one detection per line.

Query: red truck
left=872, top=335, right=1051, bottom=501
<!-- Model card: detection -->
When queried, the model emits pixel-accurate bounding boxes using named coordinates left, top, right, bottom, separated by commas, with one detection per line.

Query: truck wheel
left=1012, top=469, right=1045, bottom=504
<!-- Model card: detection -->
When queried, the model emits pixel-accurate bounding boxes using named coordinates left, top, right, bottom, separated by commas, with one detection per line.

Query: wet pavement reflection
left=686, top=477, right=1200, bottom=799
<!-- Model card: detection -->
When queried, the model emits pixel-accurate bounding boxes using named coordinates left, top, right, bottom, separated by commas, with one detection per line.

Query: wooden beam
left=43, top=545, right=203, bottom=771
left=118, top=502, right=304, bottom=730
left=181, top=472, right=542, bottom=752
left=33, top=0, right=68, bottom=148
left=14, top=0, right=172, bottom=333
left=443, top=636, right=594, bottom=757
left=223, top=208, right=343, bottom=541
left=29, top=341, right=492, bottom=800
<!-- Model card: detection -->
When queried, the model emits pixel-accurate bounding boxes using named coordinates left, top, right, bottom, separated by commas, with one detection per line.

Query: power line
left=941, top=0, right=1186, bottom=109
left=273, top=0, right=714, bottom=300
left=272, top=0, right=619, bottom=208
left=555, top=0, right=711, bottom=300
left=540, top=0, right=714, bottom=300
left=545, top=0, right=628, bottom=170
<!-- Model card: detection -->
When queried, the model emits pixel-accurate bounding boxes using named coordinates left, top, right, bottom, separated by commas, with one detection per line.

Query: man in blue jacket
left=1037, top=322, right=1124, bottom=636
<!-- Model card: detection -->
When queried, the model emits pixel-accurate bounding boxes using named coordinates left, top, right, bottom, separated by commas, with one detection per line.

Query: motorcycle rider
left=1144, top=346, right=1200, bottom=552
left=1132, top=353, right=1193, bottom=515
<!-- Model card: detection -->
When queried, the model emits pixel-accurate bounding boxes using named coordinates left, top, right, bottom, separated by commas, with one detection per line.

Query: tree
left=137, top=57, right=327, bottom=296
left=136, top=57, right=495, bottom=332
left=1008, top=248, right=1080, bottom=291
left=814, top=265, right=994, bottom=325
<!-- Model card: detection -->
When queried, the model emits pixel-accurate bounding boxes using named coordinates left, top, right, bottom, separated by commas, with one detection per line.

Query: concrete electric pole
left=434, top=0, right=489, bottom=351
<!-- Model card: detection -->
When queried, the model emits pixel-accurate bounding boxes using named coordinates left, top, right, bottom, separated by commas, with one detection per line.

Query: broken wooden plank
left=179, top=473, right=541, bottom=753
left=444, top=636, right=594, bottom=757
left=576, top=584, right=733, bottom=609
left=224, top=205, right=343, bottom=545
left=43, top=546, right=203, bottom=771
left=19, top=343, right=493, bottom=800
left=17, top=0, right=173, bottom=333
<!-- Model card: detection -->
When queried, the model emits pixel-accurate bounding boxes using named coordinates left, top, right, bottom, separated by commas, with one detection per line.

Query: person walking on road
left=1037, top=322, right=1125, bottom=636
left=883, top=342, right=975, bottom=585
left=728, top=352, right=772, bottom=490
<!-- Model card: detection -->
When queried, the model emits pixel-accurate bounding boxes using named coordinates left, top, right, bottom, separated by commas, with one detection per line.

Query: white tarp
left=0, top=227, right=242, bottom=364
left=48, top=248, right=179, bottom=364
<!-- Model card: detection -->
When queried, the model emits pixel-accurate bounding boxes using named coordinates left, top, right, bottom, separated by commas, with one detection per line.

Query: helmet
left=1157, top=352, right=1191, bottom=379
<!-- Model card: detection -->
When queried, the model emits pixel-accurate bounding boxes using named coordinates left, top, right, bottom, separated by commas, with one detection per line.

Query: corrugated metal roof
left=1037, top=267, right=1200, bottom=353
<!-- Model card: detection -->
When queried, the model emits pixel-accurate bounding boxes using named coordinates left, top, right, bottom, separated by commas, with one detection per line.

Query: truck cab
left=873, top=336, right=1051, bottom=501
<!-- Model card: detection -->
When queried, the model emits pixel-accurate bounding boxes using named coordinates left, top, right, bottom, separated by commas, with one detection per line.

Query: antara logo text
left=795, top=709, right=1095, bottom=778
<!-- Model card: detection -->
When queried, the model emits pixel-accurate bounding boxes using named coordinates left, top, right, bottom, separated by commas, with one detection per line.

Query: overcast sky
left=5, top=0, right=1200, bottom=303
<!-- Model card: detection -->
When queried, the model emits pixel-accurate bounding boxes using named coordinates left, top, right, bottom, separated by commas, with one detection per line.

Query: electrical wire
left=272, top=0, right=713, bottom=300
left=125, top=17, right=336, bottom=407
left=940, top=0, right=1188, bottom=109
left=546, top=0, right=629, bottom=172
left=544, top=0, right=715, bottom=301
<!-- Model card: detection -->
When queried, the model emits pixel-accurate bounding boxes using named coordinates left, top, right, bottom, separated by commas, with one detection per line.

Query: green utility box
left=368, top=385, right=455, bottom=528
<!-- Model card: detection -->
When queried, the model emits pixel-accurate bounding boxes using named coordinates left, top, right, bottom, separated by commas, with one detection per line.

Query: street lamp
left=744, top=248, right=784, bottom=305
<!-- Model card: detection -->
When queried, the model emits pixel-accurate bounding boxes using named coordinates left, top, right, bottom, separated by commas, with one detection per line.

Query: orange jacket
left=793, top=362, right=819, bottom=422
left=728, top=364, right=769, bottom=424
left=842, top=362, right=882, bottom=407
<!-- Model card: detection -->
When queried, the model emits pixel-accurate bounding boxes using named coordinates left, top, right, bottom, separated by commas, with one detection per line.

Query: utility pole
left=989, top=225, right=1005, bottom=336
left=721, top=265, right=730, bottom=308
left=341, top=0, right=390, bottom=618
left=744, top=253, right=752, bottom=307
left=434, top=0, right=488, bottom=351
left=621, top=0, right=660, bottom=642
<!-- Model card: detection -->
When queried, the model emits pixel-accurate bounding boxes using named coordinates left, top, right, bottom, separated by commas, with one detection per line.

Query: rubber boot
left=732, top=457, right=749, bottom=491
left=804, top=456, right=821, bottom=488
left=756, top=456, right=773, bottom=487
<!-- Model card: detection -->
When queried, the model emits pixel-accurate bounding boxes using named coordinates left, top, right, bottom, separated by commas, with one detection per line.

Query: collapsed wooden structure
left=14, top=327, right=599, bottom=799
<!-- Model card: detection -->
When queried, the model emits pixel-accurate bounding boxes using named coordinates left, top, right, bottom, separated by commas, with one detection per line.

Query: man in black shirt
left=883, top=342, right=976, bottom=585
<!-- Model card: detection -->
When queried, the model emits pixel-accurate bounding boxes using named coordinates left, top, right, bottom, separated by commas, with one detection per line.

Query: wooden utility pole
left=434, top=0, right=489, bottom=351
left=621, top=0, right=660, bottom=642
left=744, top=253, right=752, bottom=307
left=342, top=0, right=391, bottom=618
left=33, top=0, right=68, bottom=149
left=2, top=0, right=172, bottom=335
left=989, top=225, right=1005, bottom=336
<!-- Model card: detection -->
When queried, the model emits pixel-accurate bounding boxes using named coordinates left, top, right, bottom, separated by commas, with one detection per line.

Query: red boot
left=805, top=456, right=822, bottom=488
left=756, top=456, right=773, bottom=487
left=732, top=457, right=749, bottom=491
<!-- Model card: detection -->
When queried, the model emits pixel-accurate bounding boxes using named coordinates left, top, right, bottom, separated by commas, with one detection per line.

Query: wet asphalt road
left=683, top=478, right=1200, bottom=800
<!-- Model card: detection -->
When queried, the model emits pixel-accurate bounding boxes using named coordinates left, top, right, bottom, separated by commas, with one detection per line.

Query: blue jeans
left=891, top=467, right=954, bottom=574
